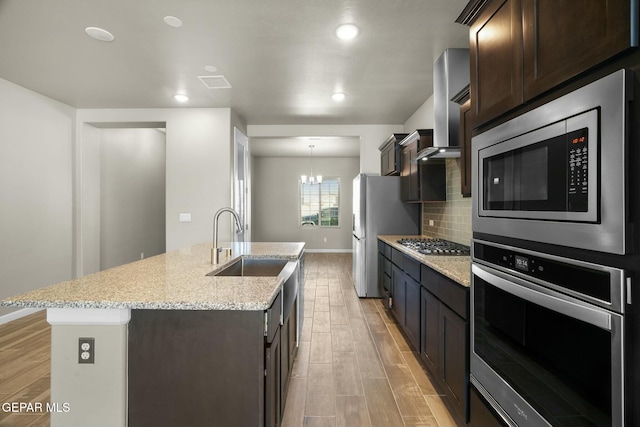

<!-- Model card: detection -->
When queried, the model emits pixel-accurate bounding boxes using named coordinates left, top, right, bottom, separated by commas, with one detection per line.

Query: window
left=300, top=178, right=340, bottom=227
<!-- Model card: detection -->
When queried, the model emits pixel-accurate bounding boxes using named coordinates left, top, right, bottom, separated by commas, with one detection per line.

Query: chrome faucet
left=212, top=207, right=243, bottom=264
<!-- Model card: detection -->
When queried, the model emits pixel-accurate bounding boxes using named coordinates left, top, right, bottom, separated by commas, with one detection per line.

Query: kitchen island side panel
left=128, top=309, right=265, bottom=427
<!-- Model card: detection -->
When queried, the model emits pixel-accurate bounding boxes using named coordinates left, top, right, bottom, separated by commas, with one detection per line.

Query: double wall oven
left=471, top=70, right=634, bottom=426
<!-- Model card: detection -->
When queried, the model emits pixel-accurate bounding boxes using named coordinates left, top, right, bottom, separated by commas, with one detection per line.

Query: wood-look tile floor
left=0, top=253, right=458, bottom=427
left=284, top=253, right=458, bottom=427
left=0, top=310, right=51, bottom=427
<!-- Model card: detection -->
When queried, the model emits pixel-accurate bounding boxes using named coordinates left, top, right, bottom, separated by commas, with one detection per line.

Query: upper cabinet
left=379, top=133, right=408, bottom=176
left=461, top=0, right=638, bottom=127
left=468, top=0, right=523, bottom=126
left=399, top=130, right=446, bottom=203
left=459, top=99, right=473, bottom=197
left=522, top=0, right=636, bottom=101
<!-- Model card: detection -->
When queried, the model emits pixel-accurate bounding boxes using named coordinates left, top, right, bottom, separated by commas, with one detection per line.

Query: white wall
left=247, top=124, right=404, bottom=175
left=76, top=108, right=242, bottom=276
left=0, top=78, right=75, bottom=316
left=251, top=156, right=359, bottom=250
left=100, top=128, right=166, bottom=270
left=404, top=95, right=435, bottom=132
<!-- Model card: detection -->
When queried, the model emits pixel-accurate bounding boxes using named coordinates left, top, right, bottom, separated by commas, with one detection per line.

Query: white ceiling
left=0, top=0, right=470, bottom=126
left=250, top=136, right=360, bottom=158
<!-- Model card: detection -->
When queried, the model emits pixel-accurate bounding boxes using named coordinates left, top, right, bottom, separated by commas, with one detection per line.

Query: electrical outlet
left=78, top=337, right=95, bottom=364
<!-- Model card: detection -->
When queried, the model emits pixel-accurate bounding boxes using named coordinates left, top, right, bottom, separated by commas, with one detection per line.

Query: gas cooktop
left=397, top=238, right=470, bottom=256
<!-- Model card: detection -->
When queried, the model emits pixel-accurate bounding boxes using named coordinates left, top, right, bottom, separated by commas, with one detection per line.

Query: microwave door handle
left=472, top=264, right=612, bottom=331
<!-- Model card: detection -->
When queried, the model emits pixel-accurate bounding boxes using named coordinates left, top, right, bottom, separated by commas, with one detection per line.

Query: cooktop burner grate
left=397, top=238, right=470, bottom=256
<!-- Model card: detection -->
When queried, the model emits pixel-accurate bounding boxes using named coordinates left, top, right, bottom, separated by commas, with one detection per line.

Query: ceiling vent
left=198, top=75, right=232, bottom=89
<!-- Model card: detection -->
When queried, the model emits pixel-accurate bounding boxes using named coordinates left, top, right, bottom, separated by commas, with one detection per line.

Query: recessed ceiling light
left=335, top=24, right=359, bottom=40
left=85, top=27, right=115, bottom=42
left=332, top=92, right=346, bottom=102
left=173, top=94, right=189, bottom=103
left=204, top=65, right=218, bottom=73
left=164, top=16, right=183, bottom=28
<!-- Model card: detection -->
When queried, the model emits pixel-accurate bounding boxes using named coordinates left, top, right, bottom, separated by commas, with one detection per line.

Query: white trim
left=47, top=308, right=131, bottom=325
left=0, top=308, right=43, bottom=325
left=305, top=249, right=353, bottom=253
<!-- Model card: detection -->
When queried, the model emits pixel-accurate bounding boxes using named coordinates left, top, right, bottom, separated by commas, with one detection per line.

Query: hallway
left=284, top=252, right=457, bottom=427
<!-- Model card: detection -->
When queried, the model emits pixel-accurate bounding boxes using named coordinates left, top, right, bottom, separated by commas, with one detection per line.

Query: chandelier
left=301, top=144, right=322, bottom=184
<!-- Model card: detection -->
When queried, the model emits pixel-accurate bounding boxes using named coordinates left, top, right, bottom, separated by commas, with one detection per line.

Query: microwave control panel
left=567, top=128, right=589, bottom=212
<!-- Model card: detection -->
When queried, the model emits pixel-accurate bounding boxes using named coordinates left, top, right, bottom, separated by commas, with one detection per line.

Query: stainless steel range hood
left=418, top=48, right=469, bottom=161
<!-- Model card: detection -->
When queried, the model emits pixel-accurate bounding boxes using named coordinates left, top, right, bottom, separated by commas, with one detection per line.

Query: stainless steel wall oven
left=470, top=69, right=636, bottom=427
left=471, top=239, right=627, bottom=427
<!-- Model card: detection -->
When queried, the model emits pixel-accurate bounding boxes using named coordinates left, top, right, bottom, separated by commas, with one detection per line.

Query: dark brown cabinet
left=389, top=248, right=421, bottom=350
left=390, top=263, right=405, bottom=327
left=281, top=303, right=297, bottom=402
left=399, top=130, right=446, bottom=203
left=379, top=133, right=407, bottom=176
left=128, top=291, right=285, bottom=427
left=469, top=0, right=523, bottom=126
left=521, top=0, right=635, bottom=101
left=400, top=139, right=420, bottom=201
left=378, top=241, right=393, bottom=306
left=460, top=99, right=472, bottom=197
left=420, top=265, right=470, bottom=424
left=265, top=327, right=282, bottom=427
left=466, top=0, right=637, bottom=126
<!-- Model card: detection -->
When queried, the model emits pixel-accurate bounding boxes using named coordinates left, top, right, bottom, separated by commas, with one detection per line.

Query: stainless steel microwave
left=472, top=69, right=632, bottom=255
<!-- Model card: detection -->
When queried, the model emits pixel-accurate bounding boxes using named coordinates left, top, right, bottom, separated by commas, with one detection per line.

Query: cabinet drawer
left=378, top=240, right=392, bottom=259
left=266, top=291, right=282, bottom=344
left=383, top=258, right=392, bottom=276
left=404, top=256, right=420, bottom=282
left=421, top=265, right=469, bottom=320
left=391, top=248, right=404, bottom=269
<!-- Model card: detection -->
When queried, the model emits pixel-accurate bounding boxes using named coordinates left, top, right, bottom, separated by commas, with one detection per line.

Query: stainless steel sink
left=209, top=258, right=289, bottom=277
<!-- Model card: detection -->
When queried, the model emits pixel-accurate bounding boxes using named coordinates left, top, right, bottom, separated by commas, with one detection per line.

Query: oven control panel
left=567, top=127, right=589, bottom=212
left=473, top=240, right=611, bottom=304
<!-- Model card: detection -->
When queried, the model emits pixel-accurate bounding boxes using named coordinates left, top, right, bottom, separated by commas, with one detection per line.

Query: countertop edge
left=377, top=235, right=471, bottom=287
left=2, top=242, right=303, bottom=311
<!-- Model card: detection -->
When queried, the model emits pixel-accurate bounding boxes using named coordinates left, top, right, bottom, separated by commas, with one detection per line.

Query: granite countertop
left=378, top=235, right=471, bottom=287
left=1, top=242, right=305, bottom=311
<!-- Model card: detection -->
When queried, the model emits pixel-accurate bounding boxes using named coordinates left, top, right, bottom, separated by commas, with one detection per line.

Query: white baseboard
left=305, top=249, right=353, bottom=253
left=0, top=308, right=43, bottom=325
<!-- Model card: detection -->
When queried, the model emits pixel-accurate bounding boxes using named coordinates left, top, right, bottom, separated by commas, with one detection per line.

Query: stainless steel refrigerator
left=352, top=173, right=420, bottom=297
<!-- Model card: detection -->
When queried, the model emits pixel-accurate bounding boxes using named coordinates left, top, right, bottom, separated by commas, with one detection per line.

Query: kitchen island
left=1, top=241, right=305, bottom=427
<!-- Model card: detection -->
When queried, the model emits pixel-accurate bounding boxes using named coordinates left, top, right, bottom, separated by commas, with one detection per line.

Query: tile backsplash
left=422, top=158, right=472, bottom=246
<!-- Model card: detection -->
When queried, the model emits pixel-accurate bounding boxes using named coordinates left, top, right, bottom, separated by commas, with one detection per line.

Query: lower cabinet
left=404, top=274, right=421, bottom=350
left=381, top=242, right=471, bottom=425
left=280, top=302, right=297, bottom=403
left=265, top=327, right=282, bottom=427
left=389, top=248, right=421, bottom=350
left=390, top=263, right=405, bottom=325
left=128, top=289, right=296, bottom=427
left=420, top=287, right=440, bottom=374
left=421, top=266, right=470, bottom=424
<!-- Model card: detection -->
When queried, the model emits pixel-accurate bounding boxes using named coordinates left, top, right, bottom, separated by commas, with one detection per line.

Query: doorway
left=80, top=123, right=167, bottom=274
left=234, top=128, right=250, bottom=242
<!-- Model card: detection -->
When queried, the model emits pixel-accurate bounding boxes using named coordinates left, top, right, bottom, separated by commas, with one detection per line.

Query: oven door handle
left=472, top=263, right=612, bottom=331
